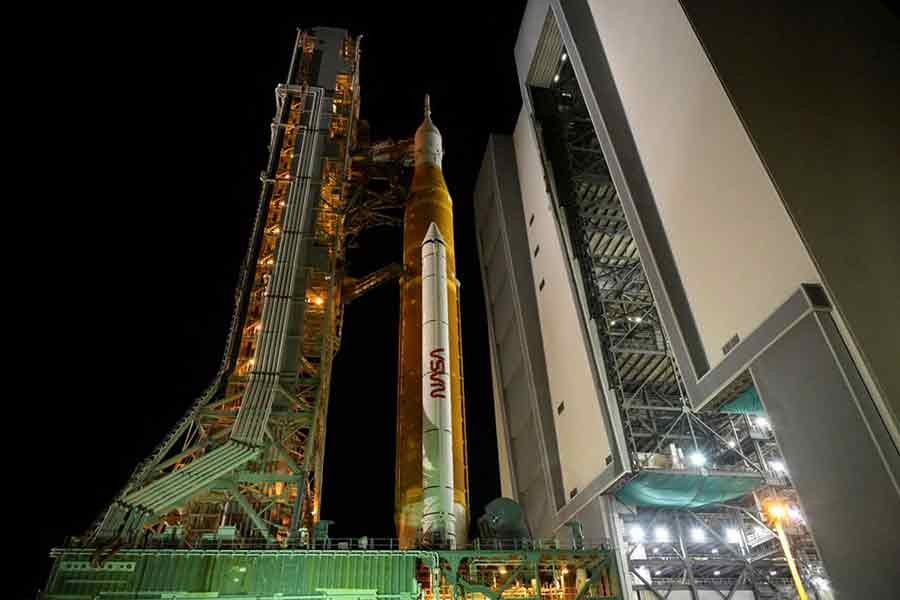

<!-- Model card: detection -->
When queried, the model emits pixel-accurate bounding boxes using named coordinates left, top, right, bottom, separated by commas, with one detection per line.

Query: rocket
left=396, top=96, right=468, bottom=548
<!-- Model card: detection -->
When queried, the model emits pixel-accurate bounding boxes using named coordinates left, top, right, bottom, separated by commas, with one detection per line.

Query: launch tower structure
left=85, top=27, right=376, bottom=552
left=42, top=25, right=623, bottom=600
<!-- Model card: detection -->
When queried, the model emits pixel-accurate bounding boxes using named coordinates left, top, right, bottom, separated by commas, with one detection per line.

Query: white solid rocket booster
left=421, top=221, right=456, bottom=545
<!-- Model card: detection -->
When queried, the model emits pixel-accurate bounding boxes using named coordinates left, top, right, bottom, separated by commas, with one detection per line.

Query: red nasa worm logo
left=429, top=348, right=447, bottom=399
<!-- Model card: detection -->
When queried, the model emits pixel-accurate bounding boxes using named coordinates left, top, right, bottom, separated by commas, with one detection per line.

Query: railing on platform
left=60, top=535, right=614, bottom=553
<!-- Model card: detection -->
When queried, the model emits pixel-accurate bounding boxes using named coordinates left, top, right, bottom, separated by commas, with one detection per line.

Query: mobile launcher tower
left=42, top=28, right=622, bottom=600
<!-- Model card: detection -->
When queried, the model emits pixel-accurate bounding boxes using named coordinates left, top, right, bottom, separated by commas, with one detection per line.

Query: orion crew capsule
left=396, top=96, right=469, bottom=548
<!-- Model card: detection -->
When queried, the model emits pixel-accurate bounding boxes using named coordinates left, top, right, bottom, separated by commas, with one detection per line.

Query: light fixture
left=654, top=570, right=662, bottom=576
left=769, top=460, right=787, bottom=474
left=689, top=451, right=706, bottom=467
left=634, top=316, right=643, bottom=323
left=498, top=567, right=507, bottom=575
left=711, top=548, right=719, bottom=554
left=654, top=526, right=670, bottom=542
left=713, top=570, right=721, bottom=576
left=754, top=417, right=769, bottom=429
left=652, top=547, right=659, bottom=554
left=690, top=527, right=706, bottom=542
left=561, top=52, right=568, bottom=62
left=788, top=506, right=803, bottom=522
left=765, top=500, right=788, bottom=521
left=727, top=440, right=737, bottom=448
left=770, top=570, right=777, bottom=576
left=553, top=73, right=560, bottom=83
left=315, top=296, right=324, bottom=306
left=629, top=525, right=645, bottom=542
left=725, top=528, right=741, bottom=543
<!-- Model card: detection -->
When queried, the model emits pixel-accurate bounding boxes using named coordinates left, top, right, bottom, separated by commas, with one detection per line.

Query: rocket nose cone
left=423, top=222, right=446, bottom=245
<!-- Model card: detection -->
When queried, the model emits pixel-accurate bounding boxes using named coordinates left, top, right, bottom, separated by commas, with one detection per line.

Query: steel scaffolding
left=80, top=29, right=413, bottom=558
left=525, top=26, right=826, bottom=598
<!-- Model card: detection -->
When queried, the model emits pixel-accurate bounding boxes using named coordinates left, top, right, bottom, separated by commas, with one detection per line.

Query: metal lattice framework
left=527, top=36, right=825, bottom=597
left=80, top=31, right=414, bottom=559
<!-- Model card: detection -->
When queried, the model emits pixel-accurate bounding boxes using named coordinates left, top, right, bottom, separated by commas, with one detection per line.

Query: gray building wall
left=679, top=0, right=900, bottom=443
left=473, top=135, right=566, bottom=537
left=478, top=0, right=900, bottom=596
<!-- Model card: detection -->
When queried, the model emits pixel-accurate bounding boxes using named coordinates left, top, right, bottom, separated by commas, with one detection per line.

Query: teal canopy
left=615, top=470, right=763, bottom=508
left=720, top=386, right=766, bottom=416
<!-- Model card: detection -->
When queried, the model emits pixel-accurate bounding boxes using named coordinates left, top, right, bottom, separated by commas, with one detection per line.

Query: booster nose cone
left=423, top=222, right=446, bottom=245
left=415, top=94, right=443, bottom=168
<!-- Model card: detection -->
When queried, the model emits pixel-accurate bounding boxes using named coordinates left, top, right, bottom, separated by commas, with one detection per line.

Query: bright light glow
left=788, top=506, right=804, bottom=522
left=769, top=460, right=787, bottom=473
left=498, top=567, right=507, bottom=575
left=553, top=74, right=560, bottom=83
left=765, top=500, right=788, bottom=521
left=629, top=525, right=645, bottom=542
left=654, top=526, right=670, bottom=542
left=634, top=316, right=643, bottom=323
left=725, top=528, right=741, bottom=543
left=561, top=568, right=569, bottom=575
left=727, top=440, right=737, bottom=448
left=770, top=571, right=777, bottom=576
left=238, top=567, right=247, bottom=573
left=754, top=417, right=769, bottom=429
left=713, top=570, right=721, bottom=576
left=813, top=577, right=830, bottom=591
left=561, top=53, right=568, bottom=62
left=654, top=570, right=661, bottom=576
left=652, top=547, right=659, bottom=554
left=315, top=296, right=324, bottom=306
left=690, top=527, right=706, bottom=542
left=689, top=451, right=706, bottom=466
left=711, top=548, right=719, bottom=554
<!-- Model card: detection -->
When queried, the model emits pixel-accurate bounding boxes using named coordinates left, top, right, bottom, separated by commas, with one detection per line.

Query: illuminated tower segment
left=397, top=96, right=469, bottom=547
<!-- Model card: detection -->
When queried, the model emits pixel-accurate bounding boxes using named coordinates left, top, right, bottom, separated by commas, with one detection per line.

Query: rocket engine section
left=396, top=97, right=469, bottom=548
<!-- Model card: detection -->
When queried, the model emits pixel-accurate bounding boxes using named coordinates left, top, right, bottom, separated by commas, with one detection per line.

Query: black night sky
left=20, top=4, right=526, bottom=597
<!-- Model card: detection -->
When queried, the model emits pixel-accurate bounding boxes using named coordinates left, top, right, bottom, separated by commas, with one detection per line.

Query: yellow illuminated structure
left=764, top=499, right=809, bottom=600
left=396, top=96, right=469, bottom=547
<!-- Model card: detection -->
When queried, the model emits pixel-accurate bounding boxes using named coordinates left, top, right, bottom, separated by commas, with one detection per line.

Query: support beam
left=228, top=484, right=275, bottom=543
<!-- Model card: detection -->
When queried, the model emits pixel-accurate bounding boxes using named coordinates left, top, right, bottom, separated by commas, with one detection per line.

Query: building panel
left=585, top=0, right=820, bottom=374
left=679, top=0, right=900, bottom=446
left=513, top=111, right=613, bottom=500
left=474, top=135, right=566, bottom=536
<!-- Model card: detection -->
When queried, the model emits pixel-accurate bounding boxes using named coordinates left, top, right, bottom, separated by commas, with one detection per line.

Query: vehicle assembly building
left=474, top=1, right=898, bottom=599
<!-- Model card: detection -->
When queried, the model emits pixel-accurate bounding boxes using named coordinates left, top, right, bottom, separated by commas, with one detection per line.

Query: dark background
left=17, top=4, right=525, bottom=597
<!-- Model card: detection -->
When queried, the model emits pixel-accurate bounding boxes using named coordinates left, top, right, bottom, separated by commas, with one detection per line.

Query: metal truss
left=529, top=39, right=826, bottom=598
left=532, top=59, right=774, bottom=472
left=81, top=27, right=397, bottom=561
left=622, top=507, right=826, bottom=599
left=81, top=30, right=414, bottom=556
